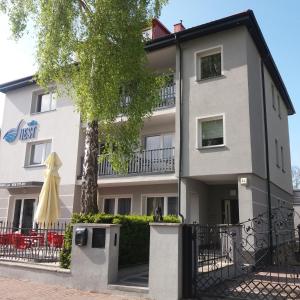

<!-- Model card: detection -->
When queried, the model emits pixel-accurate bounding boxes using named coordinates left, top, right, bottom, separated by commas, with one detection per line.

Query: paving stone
left=0, top=277, right=147, bottom=300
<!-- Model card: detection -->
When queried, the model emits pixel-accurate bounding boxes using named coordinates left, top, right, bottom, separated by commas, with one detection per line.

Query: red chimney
left=173, top=20, right=185, bottom=33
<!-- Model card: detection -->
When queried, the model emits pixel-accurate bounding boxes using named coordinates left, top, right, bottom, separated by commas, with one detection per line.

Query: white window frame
left=195, top=45, right=224, bottom=81
left=142, top=193, right=178, bottom=216
left=11, top=196, right=38, bottom=230
left=25, top=139, right=52, bottom=167
left=144, top=133, right=175, bottom=150
left=196, top=114, right=226, bottom=149
left=102, top=195, right=133, bottom=215
left=31, top=89, right=57, bottom=114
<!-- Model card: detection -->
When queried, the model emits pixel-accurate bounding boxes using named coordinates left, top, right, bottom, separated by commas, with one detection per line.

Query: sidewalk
left=0, top=277, right=147, bottom=300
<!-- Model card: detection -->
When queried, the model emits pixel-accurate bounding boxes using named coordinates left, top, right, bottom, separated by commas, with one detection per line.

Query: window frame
left=102, top=195, right=132, bottom=215
left=142, top=193, right=178, bottom=216
left=25, top=139, right=52, bottom=167
left=144, top=133, right=175, bottom=150
left=11, top=196, right=38, bottom=232
left=196, top=114, right=226, bottom=149
left=31, top=89, right=57, bottom=115
left=195, top=45, right=224, bottom=82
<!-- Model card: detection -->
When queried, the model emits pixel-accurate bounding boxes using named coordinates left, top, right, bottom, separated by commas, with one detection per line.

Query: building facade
left=0, top=10, right=295, bottom=230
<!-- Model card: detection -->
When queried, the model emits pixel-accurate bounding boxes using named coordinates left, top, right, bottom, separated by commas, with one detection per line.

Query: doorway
left=12, top=198, right=36, bottom=233
left=221, top=199, right=239, bottom=224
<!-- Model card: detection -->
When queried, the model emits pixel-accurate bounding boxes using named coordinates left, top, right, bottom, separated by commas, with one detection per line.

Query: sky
left=0, top=0, right=299, bottom=166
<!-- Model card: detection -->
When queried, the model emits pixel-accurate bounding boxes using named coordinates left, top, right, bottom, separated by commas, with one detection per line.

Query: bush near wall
left=60, top=213, right=180, bottom=269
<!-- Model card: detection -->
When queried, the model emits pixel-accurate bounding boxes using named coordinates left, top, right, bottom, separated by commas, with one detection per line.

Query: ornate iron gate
left=182, top=206, right=300, bottom=299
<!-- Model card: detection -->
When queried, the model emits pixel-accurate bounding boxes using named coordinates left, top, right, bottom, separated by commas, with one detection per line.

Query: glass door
left=12, top=198, right=36, bottom=233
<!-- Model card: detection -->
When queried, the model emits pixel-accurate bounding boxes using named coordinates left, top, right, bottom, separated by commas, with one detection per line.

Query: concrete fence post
left=149, top=223, right=182, bottom=300
left=71, top=223, right=121, bottom=292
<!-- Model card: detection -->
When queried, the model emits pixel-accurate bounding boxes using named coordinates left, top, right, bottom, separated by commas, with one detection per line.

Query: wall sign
left=3, top=120, right=38, bottom=143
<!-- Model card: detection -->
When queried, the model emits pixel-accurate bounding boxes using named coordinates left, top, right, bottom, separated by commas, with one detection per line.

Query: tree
left=1, top=0, right=168, bottom=213
left=292, top=166, right=300, bottom=189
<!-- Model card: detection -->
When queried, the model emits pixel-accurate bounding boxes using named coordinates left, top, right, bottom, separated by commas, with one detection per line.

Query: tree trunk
left=81, top=120, right=99, bottom=214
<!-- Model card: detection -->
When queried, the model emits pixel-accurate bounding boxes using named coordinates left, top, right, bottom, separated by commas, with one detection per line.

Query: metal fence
left=0, top=222, right=66, bottom=263
left=182, top=206, right=300, bottom=299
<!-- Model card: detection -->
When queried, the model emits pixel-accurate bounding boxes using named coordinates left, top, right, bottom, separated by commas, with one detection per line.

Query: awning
left=0, top=181, right=43, bottom=189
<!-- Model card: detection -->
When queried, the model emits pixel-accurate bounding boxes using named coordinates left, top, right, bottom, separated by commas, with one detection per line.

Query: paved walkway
left=0, top=277, right=147, bottom=300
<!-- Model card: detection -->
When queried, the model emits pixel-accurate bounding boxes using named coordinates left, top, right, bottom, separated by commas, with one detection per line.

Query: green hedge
left=60, top=213, right=180, bottom=269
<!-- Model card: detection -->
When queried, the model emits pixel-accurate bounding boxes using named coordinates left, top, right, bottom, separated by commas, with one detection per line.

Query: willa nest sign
left=3, top=120, right=38, bottom=143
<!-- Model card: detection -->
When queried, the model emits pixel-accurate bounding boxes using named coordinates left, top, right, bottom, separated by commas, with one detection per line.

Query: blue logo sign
left=3, top=120, right=38, bottom=143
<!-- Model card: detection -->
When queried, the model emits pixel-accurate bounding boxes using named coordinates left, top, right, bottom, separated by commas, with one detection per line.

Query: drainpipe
left=176, top=33, right=185, bottom=223
left=260, top=58, right=273, bottom=263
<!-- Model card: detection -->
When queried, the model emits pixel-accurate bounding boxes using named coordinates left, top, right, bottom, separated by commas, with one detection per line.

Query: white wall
left=0, top=84, right=81, bottom=186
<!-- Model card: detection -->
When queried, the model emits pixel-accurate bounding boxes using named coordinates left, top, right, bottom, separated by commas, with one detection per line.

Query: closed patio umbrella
left=34, top=152, right=62, bottom=225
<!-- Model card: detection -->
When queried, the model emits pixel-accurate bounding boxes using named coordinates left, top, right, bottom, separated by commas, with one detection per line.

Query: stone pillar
left=71, top=223, right=120, bottom=292
left=149, top=223, right=182, bottom=300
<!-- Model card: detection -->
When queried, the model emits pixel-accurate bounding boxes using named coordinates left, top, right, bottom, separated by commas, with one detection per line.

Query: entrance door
left=221, top=199, right=239, bottom=224
left=12, top=199, right=36, bottom=233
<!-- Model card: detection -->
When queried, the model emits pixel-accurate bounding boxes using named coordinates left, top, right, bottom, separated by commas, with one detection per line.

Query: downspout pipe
left=175, top=33, right=185, bottom=223
left=261, top=58, right=273, bottom=262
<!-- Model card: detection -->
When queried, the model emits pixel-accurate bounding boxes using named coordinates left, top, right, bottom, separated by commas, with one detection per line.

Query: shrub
left=60, top=213, right=180, bottom=269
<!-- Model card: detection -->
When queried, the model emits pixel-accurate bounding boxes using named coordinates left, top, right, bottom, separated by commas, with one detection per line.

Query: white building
left=0, top=10, right=295, bottom=230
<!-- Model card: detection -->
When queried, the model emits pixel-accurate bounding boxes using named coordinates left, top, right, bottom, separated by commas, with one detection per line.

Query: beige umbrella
left=34, top=152, right=62, bottom=225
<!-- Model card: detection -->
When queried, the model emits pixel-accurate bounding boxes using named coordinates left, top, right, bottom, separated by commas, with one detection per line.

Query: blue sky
left=0, top=0, right=299, bottom=166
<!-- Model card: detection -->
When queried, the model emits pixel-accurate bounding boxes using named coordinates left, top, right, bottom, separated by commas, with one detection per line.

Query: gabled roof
left=0, top=10, right=295, bottom=114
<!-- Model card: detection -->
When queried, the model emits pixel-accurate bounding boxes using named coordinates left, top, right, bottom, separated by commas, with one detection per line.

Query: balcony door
left=145, top=134, right=174, bottom=171
left=12, top=198, right=36, bottom=233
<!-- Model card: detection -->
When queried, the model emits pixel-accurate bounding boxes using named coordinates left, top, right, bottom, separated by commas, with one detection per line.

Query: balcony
left=79, top=147, right=175, bottom=178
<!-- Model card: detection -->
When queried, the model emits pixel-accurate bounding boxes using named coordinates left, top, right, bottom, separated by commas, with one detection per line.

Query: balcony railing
left=120, top=83, right=175, bottom=111
left=79, top=147, right=175, bottom=178
left=98, top=147, right=175, bottom=176
left=158, top=83, right=175, bottom=109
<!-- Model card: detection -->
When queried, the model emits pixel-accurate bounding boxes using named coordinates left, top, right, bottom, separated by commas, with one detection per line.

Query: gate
left=182, top=206, right=300, bottom=299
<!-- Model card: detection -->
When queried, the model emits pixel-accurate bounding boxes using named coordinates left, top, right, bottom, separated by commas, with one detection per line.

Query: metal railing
left=120, top=82, right=176, bottom=110
left=98, top=147, right=175, bottom=176
left=158, top=83, right=175, bottom=109
left=0, top=222, right=66, bottom=263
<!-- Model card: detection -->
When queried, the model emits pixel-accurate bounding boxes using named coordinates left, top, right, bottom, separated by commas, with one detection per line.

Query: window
left=26, top=141, right=51, bottom=166
left=167, top=196, right=178, bottom=215
left=103, top=197, right=131, bottom=215
left=197, top=116, right=224, bottom=148
left=118, top=198, right=131, bottom=215
left=281, top=146, right=285, bottom=172
left=104, top=198, right=115, bottom=214
left=32, top=91, right=57, bottom=113
left=271, top=84, right=276, bottom=110
left=277, top=94, right=281, bottom=119
left=146, top=196, right=178, bottom=216
left=275, top=139, right=280, bottom=168
left=145, top=133, right=175, bottom=160
left=197, top=48, right=222, bottom=81
left=147, top=197, right=164, bottom=215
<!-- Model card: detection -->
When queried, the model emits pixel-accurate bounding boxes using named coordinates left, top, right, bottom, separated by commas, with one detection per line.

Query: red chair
left=14, top=235, right=31, bottom=250
left=51, top=234, right=64, bottom=248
